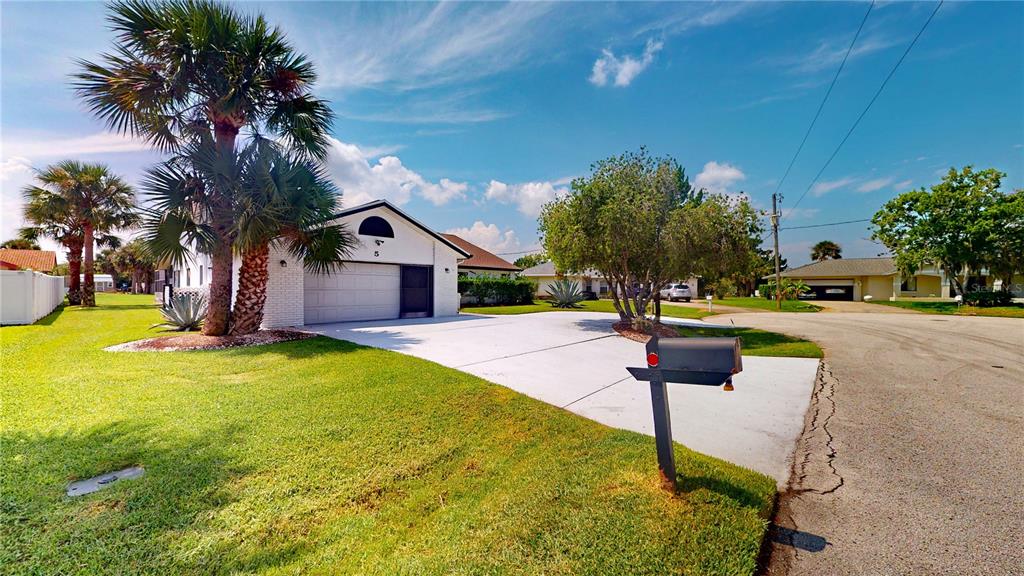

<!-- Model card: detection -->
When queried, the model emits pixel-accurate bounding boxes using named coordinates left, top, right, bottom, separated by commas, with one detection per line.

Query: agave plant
left=546, top=279, right=586, bottom=308
left=153, top=293, right=208, bottom=332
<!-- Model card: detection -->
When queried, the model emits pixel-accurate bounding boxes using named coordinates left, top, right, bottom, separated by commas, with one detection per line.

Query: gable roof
left=521, top=261, right=603, bottom=277
left=439, top=234, right=520, bottom=272
left=0, top=249, right=57, bottom=272
left=779, top=257, right=897, bottom=278
left=332, top=199, right=471, bottom=258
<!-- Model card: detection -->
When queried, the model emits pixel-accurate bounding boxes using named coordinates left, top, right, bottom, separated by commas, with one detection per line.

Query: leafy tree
left=513, top=253, right=548, bottom=269
left=76, top=0, right=332, bottom=334
left=810, top=240, right=842, bottom=261
left=21, top=161, right=135, bottom=306
left=872, top=166, right=1006, bottom=295
left=0, top=238, right=40, bottom=250
left=540, top=148, right=757, bottom=329
left=985, top=189, right=1024, bottom=290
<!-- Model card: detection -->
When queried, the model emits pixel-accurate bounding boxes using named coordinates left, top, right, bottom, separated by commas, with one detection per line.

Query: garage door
left=805, top=285, right=854, bottom=301
left=304, top=263, right=400, bottom=324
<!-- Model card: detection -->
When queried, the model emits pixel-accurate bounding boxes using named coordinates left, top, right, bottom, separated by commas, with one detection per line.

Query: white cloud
left=323, top=137, right=467, bottom=207
left=444, top=221, right=521, bottom=254
left=781, top=207, right=820, bottom=220
left=786, top=35, right=901, bottom=74
left=856, top=177, right=893, bottom=193
left=485, top=179, right=568, bottom=218
left=1, top=131, right=151, bottom=159
left=694, top=161, right=746, bottom=195
left=590, top=38, right=663, bottom=87
left=893, top=179, right=913, bottom=190
left=811, top=177, right=856, bottom=196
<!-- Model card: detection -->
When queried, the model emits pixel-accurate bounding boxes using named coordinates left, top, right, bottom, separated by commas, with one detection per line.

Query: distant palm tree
left=74, top=0, right=333, bottom=333
left=810, top=240, right=843, bottom=262
left=22, top=162, right=135, bottom=306
left=0, top=238, right=40, bottom=250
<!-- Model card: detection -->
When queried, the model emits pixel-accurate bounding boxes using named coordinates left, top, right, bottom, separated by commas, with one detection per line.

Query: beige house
left=776, top=257, right=949, bottom=301
left=521, top=262, right=610, bottom=297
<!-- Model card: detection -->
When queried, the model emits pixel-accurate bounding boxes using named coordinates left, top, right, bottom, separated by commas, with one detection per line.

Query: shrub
left=153, top=293, right=207, bottom=331
left=963, top=290, right=1013, bottom=307
left=546, top=279, right=585, bottom=308
left=457, top=276, right=534, bottom=305
left=758, top=279, right=810, bottom=300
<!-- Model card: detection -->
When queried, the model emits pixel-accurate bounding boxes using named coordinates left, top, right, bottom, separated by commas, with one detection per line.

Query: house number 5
left=374, top=250, right=380, bottom=257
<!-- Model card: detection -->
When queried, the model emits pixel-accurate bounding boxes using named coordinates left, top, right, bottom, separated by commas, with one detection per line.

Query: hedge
left=458, top=276, right=534, bottom=305
left=963, top=290, right=1013, bottom=307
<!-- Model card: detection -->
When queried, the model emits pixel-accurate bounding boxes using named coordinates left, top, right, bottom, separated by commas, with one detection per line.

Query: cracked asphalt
left=711, top=311, right=1024, bottom=576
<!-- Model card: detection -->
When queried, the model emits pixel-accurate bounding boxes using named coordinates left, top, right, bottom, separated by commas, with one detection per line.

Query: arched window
left=358, top=216, right=395, bottom=238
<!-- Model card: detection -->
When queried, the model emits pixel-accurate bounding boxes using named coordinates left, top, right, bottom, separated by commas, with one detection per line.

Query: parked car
left=659, top=283, right=692, bottom=302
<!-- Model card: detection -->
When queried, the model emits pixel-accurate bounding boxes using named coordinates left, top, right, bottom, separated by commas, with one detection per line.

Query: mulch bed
left=105, top=329, right=315, bottom=352
left=612, top=321, right=680, bottom=343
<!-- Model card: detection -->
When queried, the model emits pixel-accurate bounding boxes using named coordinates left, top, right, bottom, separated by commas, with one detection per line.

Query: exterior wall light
left=280, top=260, right=287, bottom=268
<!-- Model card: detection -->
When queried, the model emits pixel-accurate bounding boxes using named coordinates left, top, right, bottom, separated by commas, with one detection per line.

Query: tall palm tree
left=22, top=162, right=135, bottom=306
left=74, top=0, right=333, bottom=334
left=810, top=240, right=843, bottom=262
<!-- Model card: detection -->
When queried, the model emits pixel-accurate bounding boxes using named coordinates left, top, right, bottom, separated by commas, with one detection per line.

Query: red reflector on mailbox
left=647, top=352, right=659, bottom=367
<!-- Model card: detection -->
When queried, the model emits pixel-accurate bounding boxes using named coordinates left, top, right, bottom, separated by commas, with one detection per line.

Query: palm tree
left=141, top=138, right=353, bottom=334
left=810, top=240, right=843, bottom=262
left=231, top=149, right=355, bottom=334
left=74, top=0, right=333, bottom=334
left=22, top=162, right=135, bottom=306
left=109, top=239, right=158, bottom=293
left=0, top=238, right=40, bottom=250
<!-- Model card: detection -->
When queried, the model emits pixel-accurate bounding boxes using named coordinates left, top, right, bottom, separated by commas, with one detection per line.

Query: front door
left=400, top=265, right=433, bottom=318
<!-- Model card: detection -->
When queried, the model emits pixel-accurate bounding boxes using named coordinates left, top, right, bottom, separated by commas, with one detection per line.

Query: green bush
left=758, top=279, right=810, bottom=300
left=458, top=276, right=534, bottom=305
left=963, top=290, right=1013, bottom=307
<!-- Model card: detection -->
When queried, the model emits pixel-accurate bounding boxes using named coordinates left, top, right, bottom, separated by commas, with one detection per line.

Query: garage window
left=358, top=216, right=394, bottom=238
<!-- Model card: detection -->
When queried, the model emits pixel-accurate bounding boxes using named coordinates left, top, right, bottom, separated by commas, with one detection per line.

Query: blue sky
left=2, top=1, right=1022, bottom=265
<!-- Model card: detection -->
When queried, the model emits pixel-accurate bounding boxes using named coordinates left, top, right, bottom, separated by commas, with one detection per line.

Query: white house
left=521, top=262, right=610, bottom=297
left=171, top=200, right=470, bottom=328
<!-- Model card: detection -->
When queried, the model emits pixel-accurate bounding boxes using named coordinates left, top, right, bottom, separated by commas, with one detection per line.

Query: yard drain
left=66, top=466, right=144, bottom=497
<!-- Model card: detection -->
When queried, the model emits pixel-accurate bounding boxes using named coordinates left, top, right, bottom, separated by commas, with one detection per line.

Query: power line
left=495, top=248, right=543, bottom=256
left=780, top=217, right=871, bottom=231
left=771, top=0, right=875, bottom=201
left=784, top=0, right=944, bottom=220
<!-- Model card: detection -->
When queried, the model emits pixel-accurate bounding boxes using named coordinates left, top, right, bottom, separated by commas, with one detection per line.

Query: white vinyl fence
left=0, top=270, right=66, bottom=325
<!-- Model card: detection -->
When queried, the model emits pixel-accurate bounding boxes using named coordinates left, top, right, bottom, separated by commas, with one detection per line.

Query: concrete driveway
left=305, top=311, right=819, bottom=485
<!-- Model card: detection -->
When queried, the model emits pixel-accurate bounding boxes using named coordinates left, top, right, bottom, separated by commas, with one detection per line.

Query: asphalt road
left=709, top=311, right=1024, bottom=576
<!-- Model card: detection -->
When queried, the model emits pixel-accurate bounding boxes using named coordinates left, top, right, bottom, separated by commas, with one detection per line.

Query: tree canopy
left=0, top=238, right=41, bottom=250
left=539, top=148, right=761, bottom=327
left=872, top=166, right=1021, bottom=294
left=810, top=240, right=842, bottom=262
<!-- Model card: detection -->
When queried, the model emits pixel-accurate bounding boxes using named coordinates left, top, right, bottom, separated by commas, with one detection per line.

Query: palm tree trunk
left=230, top=244, right=270, bottom=336
left=204, top=241, right=234, bottom=336
left=66, top=238, right=83, bottom=305
left=82, top=222, right=95, bottom=307
left=202, top=124, right=239, bottom=336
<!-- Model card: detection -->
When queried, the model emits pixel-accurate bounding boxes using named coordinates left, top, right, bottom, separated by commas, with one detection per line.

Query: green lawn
left=675, top=325, right=824, bottom=358
left=1, top=294, right=774, bottom=575
left=871, top=300, right=1024, bottom=318
left=711, top=297, right=821, bottom=313
left=462, top=298, right=714, bottom=319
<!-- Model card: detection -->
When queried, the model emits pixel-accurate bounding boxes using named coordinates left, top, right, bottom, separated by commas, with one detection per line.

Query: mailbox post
left=626, top=335, right=742, bottom=493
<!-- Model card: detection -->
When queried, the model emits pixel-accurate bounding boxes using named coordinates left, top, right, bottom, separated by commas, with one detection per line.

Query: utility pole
left=772, top=193, right=782, bottom=311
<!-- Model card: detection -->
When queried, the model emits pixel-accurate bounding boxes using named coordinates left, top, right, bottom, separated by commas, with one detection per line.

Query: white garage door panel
left=304, top=263, right=400, bottom=324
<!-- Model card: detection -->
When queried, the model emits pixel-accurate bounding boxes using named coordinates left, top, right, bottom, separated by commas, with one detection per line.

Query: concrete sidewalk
left=306, top=311, right=818, bottom=485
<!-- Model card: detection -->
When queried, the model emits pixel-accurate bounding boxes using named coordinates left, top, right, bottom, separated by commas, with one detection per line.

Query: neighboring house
left=775, top=257, right=949, bottom=301
left=0, top=249, right=57, bottom=274
left=74, top=274, right=116, bottom=292
left=521, top=262, right=611, bottom=297
left=171, top=199, right=470, bottom=327
left=439, top=234, right=521, bottom=277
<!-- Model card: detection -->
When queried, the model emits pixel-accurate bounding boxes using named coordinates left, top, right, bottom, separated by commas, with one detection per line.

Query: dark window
left=358, top=216, right=395, bottom=238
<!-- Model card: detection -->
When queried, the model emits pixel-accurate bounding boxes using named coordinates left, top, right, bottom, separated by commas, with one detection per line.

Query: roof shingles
left=440, top=234, right=521, bottom=272
left=0, top=249, right=57, bottom=273
left=779, top=257, right=897, bottom=278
